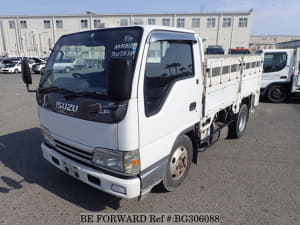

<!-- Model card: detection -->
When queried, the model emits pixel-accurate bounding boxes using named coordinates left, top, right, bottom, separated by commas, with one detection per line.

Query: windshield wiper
left=39, top=86, right=75, bottom=95
left=64, top=91, right=106, bottom=99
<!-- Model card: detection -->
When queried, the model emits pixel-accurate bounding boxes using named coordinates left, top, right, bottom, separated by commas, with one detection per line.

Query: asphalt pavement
left=0, top=73, right=299, bottom=225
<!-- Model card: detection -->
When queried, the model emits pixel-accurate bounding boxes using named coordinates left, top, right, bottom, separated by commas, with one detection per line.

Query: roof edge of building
left=0, top=11, right=252, bottom=19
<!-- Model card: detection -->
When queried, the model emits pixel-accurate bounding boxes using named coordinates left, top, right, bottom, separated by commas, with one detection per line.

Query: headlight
left=40, top=125, right=55, bottom=147
left=92, top=148, right=140, bottom=175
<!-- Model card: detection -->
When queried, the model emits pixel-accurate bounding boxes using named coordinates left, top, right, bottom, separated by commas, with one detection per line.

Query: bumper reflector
left=111, top=184, right=126, bottom=194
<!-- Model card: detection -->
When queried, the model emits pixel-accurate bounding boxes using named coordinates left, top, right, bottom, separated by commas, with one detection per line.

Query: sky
left=0, top=0, right=299, bottom=36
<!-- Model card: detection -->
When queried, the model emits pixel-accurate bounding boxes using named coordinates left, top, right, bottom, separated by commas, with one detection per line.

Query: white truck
left=259, top=42, right=300, bottom=102
left=21, top=26, right=263, bottom=199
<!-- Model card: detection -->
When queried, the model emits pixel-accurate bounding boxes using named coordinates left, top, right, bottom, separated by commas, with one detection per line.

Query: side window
left=263, top=52, right=287, bottom=73
left=144, top=40, right=194, bottom=116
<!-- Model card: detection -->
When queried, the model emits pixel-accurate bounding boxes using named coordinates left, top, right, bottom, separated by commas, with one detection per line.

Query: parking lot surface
left=0, top=73, right=299, bottom=225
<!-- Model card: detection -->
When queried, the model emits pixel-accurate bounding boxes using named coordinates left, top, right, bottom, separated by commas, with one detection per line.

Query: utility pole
left=0, top=20, right=7, bottom=55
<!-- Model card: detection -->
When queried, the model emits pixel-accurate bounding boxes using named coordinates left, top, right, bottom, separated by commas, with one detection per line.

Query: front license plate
left=62, top=161, right=80, bottom=178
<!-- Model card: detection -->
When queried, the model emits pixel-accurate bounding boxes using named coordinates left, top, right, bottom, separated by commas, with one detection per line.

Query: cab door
left=137, top=31, right=202, bottom=171
left=261, top=50, right=293, bottom=88
left=291, top=48, right=300, bottom=93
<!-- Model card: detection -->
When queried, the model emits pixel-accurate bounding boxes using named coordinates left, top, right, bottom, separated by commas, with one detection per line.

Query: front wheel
left=229, top=104, right=249, bottom=138
left=161, top=135, right=193, bottom=192
left=64, top=67, right=71, bottom=73
left=14, top=69, right=19, bottom=73
left=266, top=85, right=287, bottom=103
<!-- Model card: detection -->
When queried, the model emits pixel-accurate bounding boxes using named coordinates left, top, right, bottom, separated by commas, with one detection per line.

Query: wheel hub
left=169, top=146, right=188, bottom=181
left=272, top=88, right=282, bottom=99
left=238, top=108, right=247, bottom=132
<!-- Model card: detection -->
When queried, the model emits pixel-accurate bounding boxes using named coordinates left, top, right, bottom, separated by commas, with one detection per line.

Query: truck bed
left=201, top=55, right=263, bottom=130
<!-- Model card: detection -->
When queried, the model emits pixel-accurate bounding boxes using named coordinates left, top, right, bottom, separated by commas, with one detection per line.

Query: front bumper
left=0, top=69, right=14, bottom=73
left=41, top=143, right=141, bottom=199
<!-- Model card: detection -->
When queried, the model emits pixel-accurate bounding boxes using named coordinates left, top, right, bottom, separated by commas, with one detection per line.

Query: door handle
left=189, top=102, right=196, bottom=111
left=280, top=76, right=287, bottom=79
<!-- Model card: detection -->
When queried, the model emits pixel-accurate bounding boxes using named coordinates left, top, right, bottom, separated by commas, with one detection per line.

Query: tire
left=229, top=104, right=249, bottom=139
left=64, top=67, right=71, bottom=73
left=161, top=135, right=193, bottom=192
left=266, top=85, right=287, bottom=103
left=14, top=69, right=19, bottom=74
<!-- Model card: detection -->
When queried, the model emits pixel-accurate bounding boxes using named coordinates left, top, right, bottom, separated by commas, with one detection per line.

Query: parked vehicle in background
left=0, top=59, right=11, bottom=69
left=21, top=26, right=263, bottom=199
left=27, top=57, right=46, bottom=68
left=53, top=58, right=76, bottom=72
left=0, top=58, right=20, bottom=68
left=32, top=62, right=46, bottom=74
left=0, top=61, right=22, bottom=73
left=229, top=48, right=250, bottom=54
left=205, top=45, right=225, bottom=54
left=260, top=47, right=300, bottom=102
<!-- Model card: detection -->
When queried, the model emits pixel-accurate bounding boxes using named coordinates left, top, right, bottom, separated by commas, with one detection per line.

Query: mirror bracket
left=26, top=84, right=37, bottom=93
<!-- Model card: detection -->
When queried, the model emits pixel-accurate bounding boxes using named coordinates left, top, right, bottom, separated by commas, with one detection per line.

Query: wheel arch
left=175, top=124, right=199, bottom=164
left=263, top=82, right=290, bottom=97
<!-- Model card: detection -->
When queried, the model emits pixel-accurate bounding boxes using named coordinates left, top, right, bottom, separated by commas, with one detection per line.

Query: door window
left=144, top=40, right=194, bottom=116
left=263, top=52, right=287, bottom=73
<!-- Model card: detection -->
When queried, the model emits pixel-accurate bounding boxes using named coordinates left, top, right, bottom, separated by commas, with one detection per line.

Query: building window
left=44, top=20, right=51, bottom=29
left=134, top=18, right=143, bottom=25
left=207, top=18, right=216, bottom=28
left=56, top=20, right=63, bottom=29
left=120, top=19, right=128, bottom=26
left=20, top=20, right=27, bottom=29
left=148, top=18, right=156, bottom=25
left=9, top=21, right=15, bottom=29
left=192, top=18, right=200, bottom=28
left=81, top=19, right=88, bottom=29
left=239, top=18, right=248, bottom=27
left=223, top=18, right=232, bottom=28
left=176, top=18, right=185, bottom=27
left=162, top=18, right=170, bottom=26
left=94, top=19, right=104, bottom=28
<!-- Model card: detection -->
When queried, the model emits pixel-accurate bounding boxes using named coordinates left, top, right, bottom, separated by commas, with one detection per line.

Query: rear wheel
left=266, top=85, right=287, bottom=103
left=161, top=135, right=193, bottom=192
left=229, top=104, right=249, bottom=138
left=14, top=69, right=19, bottom=73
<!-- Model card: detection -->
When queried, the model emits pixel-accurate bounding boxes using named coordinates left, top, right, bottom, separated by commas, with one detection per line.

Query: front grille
left=54, top=139, right=93, bottom=164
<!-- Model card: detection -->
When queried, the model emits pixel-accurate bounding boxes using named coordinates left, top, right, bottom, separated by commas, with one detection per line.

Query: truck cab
left=31, top=26, right=202, bottom=199
left=260, top=48, right=300, bottom=102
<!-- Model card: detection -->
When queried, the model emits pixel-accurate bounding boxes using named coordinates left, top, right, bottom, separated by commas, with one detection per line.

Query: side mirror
left=21, top=60, right=36, bottom=92
left=107, top=58, right=133, bottom=102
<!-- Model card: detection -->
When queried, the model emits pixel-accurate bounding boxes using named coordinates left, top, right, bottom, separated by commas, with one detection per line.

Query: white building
left=0, top=11, right=253, bottom=57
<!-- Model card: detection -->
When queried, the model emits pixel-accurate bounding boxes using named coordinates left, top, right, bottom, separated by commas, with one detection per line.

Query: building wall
left=0, top=12, right=252, bottom=57
left=249, top=35, right=300, bottom=52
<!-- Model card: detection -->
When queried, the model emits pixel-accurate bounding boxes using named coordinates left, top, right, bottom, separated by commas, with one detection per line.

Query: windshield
left=40, top=27, right=143, bottom=97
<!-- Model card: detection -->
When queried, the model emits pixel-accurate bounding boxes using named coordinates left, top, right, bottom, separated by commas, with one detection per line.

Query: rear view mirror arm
left=25, top=84, right=37, bottom=93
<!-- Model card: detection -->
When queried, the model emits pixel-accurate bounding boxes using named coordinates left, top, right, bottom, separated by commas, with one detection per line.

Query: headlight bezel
left=92, top=148, right=140, bottom=176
